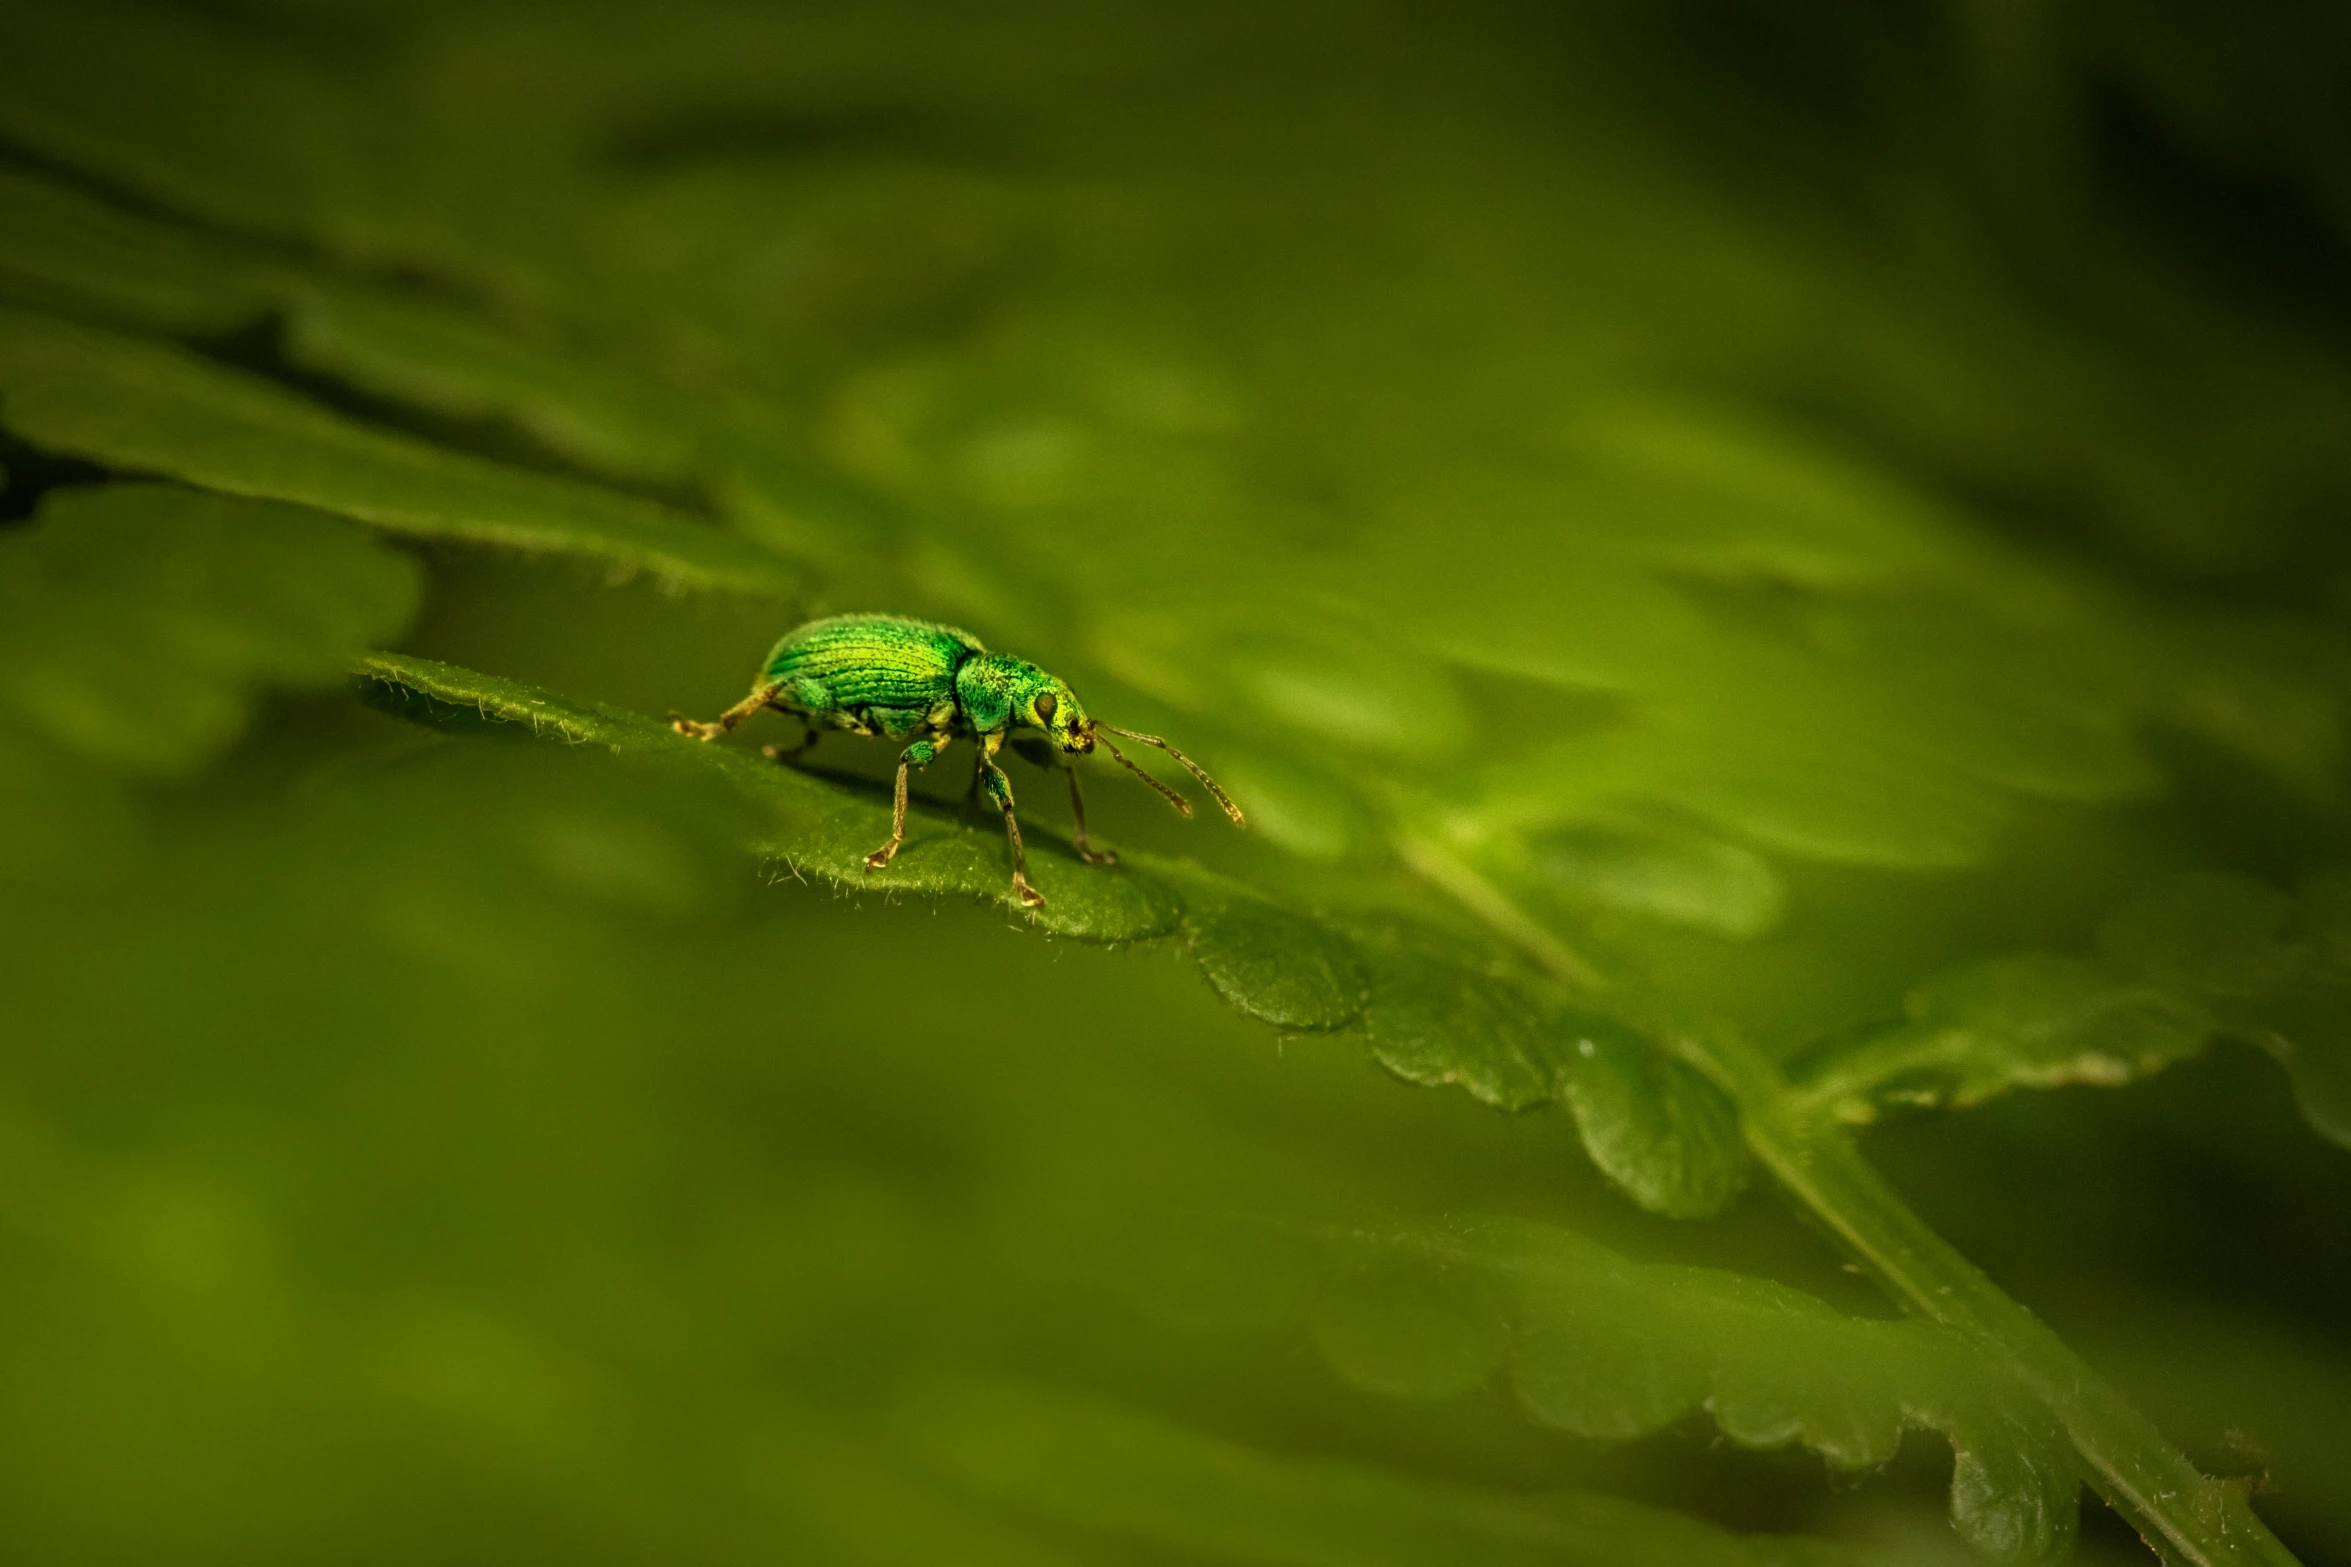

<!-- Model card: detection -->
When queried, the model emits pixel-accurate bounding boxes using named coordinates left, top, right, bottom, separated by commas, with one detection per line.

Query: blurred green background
left=2, top=2, right=2350, bottom=1563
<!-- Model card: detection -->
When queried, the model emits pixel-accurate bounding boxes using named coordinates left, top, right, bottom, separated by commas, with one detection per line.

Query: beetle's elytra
left=672, top=614, right=1242, bottom=907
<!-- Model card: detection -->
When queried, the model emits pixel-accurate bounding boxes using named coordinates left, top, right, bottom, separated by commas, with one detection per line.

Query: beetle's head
left=997, top=662, right=1245, bottom=830
left=1022, top=676, right=1094, bottom=755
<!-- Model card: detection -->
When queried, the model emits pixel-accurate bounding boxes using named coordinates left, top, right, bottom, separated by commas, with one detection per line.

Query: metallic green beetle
left=672, top=614, right=1243, bottom=907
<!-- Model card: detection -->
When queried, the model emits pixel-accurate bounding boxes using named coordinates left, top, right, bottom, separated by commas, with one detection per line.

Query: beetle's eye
left=1035, top=692, right=1058, bottom=724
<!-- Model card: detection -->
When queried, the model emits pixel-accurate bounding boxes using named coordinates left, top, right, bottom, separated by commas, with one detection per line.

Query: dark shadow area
left=0, top=137, right=488, bottom=310
left=1871, top=1038, right=2351, bottom=1387
left=193, top=313, right=723, bottom=519
left=2087, top=77, right=2351, bottom=353
left=604, top=104, right=991, bottom=174
left=0, top=431, right=112, bottom=523
left=2132, top=725, right=2351, bottom=890
left=148, top=0, right=406, bottom=70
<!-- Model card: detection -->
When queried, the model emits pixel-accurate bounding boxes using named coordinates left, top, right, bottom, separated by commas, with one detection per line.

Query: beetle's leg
left=865, top=735, right=947, bottom=872
left=958, top=747, right=986, bottom=818
left=1063, top=763, right=1116, bottom=866
left=977, top=753, right=1045, bottom=908
left=670, top=683, right=779, bottom=741
left=761, top=715, right=820, bottom=766
left=1000, top=735, right=1107, bottom=863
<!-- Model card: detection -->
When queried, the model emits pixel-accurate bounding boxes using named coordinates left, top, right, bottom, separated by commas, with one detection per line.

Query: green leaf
left=1397, top=1219, right=2076, bottom=1563
left=2092, top=872, right=2351, bottom=1149
left=2203, top=874, right=2351, bottom=1152
left=904, top=1380, right=1879, bottom=1567
left=1307, top=1252, right=1511, bottom=1400
left=1180, top=1216, right=2077, bottom=1563
left=0, top=306, right=804, bottom=596
left=1, top=483, right=417, bottom=770
left=1563, top=1019, right=1745, bottom=1218
left=0, top=1, right=383, bottom=257
left=1792, top=872, right=2351, bottom=1151
left=0, top=164, right=875, bottom=570
left=1172, top=868, right=1368, bottom=1032
left=1355, top=943, right=1566, bottom=1113
left=1528, top=820, right=1787, bottom=940
left=0, top=481, right=417, bottom=872
left=355, top=649, right=1181, bottom=943
left=0, top=166, right=280, bottom=337
left=357, top=654, right=1758, bottom=1216
left=1791, top=955, right=2213, bottom=1126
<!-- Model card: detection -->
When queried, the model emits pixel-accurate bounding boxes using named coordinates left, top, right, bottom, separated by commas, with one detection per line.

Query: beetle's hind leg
left=958, top=746, right=986, bottom=818
left=864, top=734, right=950, bottom=873
left=670, top=683, right=778, bottom=741
left=761, top=713, right=820, bottom=766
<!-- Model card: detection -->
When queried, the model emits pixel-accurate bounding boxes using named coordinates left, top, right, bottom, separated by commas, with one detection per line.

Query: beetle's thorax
left=953, top=652, right=1033, bottom=735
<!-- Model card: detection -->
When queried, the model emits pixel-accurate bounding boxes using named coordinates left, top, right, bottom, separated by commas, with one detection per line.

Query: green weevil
left=672, top=613, right=1243, bottom=907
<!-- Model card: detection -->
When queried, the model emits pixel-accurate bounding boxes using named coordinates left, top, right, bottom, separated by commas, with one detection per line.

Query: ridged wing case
left=761, top=615, right=980, bottom=713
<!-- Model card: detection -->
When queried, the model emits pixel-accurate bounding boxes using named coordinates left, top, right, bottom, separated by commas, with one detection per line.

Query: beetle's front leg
left=1008, top=735, right=1113, bottom=867
left=977, top=752, right=1045, bottom=908
left=865, top=735, right=947, bottom=872
left=1062, top=763, right=1116, bottom=866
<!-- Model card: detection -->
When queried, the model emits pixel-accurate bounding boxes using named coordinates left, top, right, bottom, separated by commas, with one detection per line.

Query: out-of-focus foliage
left=1794, top=872, right=2351, bottom=1146
left=0, top=305, right=803, bottom=593
left=2, top=1, right=2349, bottom=1563
left=1150, top=1215, right=2077, bottom=1559
left=0, top=482, right=416, bottom=872
left=906, top=1381, right=1877, bottom=1567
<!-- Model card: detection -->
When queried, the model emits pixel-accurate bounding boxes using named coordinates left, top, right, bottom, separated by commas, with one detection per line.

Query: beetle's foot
left=762, top=743, right=812, bottom=767
left=669, top=713, right=723, bottom=741
left=1012, top=872, right=1046, bottom=908
left=863, top=841, right=900, bottom=871
left=1078, top=844, right=1119, bottom=867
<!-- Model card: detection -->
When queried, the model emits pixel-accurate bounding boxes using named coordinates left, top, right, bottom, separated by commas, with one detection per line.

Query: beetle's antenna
left=1096, top=731, right=1193, bottom=818
left=1099, top=724, right=1245, bottom=826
